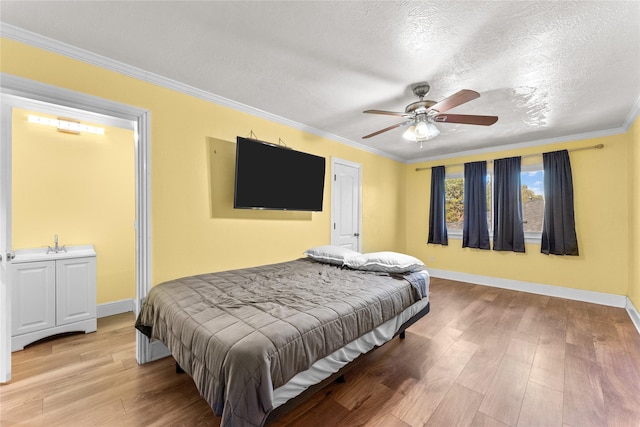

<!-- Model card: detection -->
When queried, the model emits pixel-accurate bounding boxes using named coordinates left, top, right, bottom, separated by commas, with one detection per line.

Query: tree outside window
left=445, top=177, right=464, bottom=232
left=521, top=170, right=544, bottom=233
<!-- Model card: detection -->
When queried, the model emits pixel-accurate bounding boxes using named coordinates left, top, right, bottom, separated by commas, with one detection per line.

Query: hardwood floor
left=2, top=277, right=639, bottom=426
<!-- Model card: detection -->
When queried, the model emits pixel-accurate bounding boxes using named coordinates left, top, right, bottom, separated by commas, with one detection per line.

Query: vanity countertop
left=12, top=245, right=96, bottom=263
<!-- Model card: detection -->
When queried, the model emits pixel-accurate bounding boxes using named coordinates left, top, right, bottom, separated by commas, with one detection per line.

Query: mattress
left=136, top=258, right=429, bottom=427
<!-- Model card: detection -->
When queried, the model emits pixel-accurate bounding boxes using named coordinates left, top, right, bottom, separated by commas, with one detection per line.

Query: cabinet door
left=56, top=257, right=96, bottom=326
left=11, top=261, right=56, bottom=336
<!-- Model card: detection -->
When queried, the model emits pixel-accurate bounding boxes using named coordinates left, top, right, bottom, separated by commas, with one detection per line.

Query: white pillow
left=344, top=251, right=425, bottom=273
left=304, top=245, right=361, bottom=265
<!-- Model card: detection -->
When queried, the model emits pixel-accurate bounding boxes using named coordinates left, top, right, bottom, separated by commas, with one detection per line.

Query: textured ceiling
left=1, top=1, right=639, bottom=161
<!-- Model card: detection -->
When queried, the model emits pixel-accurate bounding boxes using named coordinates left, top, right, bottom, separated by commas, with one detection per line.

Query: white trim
left=134, top=110, right=153, bottom=364
left=0, top=23, right=402, bottom=163
left=626, top=298, right=640, bottom=336
left=623, top=96, right=640, bottom=131
left=0, top=74, right=145, bottom=120
left=428, top=268, right=627, bottom=308
left=4, top=23, right=637, bottom=166
left=96, top=298, right=136, bottom=318
left=0, top=94, right=13, bottom=382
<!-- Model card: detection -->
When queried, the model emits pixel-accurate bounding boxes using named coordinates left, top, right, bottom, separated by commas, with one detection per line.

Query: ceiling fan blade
left=363, top=109, right=412, bottom=117
left=362, top=120, right=413, bottom=139
left=429, top=89, right=480, bottom=113
left=434, top=114, right=498, bottom=126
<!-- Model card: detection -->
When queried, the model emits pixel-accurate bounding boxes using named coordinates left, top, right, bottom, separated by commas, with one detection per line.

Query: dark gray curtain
left=493, top=156, right=525, bottom=252
left=541, top=150, right=579, bottom=255
left=463, top=161, right=490, bottom=249
left=428, top=166, right=448, bottom=245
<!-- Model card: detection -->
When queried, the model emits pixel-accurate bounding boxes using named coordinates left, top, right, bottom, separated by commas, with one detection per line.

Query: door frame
left=0, top=73, right=152, bottom=382
left=330, top=157, right=362, bottom=252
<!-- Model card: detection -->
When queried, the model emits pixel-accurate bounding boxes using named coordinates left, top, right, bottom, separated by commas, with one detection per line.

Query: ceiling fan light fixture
left=402, top=121, right=439, bottom=142
left=363, top=83, right=495, bottom=143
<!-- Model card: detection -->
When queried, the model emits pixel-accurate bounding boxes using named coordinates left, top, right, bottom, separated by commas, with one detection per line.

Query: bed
left=135, top=248, right=430, bottom=427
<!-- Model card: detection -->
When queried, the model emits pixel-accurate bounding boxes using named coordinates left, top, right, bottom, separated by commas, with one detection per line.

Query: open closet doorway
left=0, top=75, right=151, bottom=383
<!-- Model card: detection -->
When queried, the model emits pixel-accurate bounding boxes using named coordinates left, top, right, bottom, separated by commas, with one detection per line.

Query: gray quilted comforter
left=135, top=258, right=427, bottom=427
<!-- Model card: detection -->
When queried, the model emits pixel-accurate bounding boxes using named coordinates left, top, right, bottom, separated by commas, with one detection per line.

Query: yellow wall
left=1, top=38, right=406, bottom=290
left=2, top=37, right=638, bottom=305
left=629, top=116, right=640, bottom=308
left=11, top=108, right=135, bottom=304
left=406, top=133, right=631, bottom=296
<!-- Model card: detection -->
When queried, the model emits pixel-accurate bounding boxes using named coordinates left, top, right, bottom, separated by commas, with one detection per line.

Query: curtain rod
left=414, top=143, right=604, bottom=172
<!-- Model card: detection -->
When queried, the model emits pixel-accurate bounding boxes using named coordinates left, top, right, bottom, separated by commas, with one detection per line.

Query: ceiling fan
left=362, top=82, right=498, bottom=147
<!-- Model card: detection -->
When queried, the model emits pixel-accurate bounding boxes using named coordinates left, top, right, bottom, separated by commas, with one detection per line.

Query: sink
left=12, top=245, right=96, bottom=263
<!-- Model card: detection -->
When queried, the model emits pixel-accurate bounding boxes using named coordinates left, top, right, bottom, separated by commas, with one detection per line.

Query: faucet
left=47, top=234, right=67, bottom=254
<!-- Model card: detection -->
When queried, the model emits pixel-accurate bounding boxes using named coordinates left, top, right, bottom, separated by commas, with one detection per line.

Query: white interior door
left=331, top=158, right=361, bottom=251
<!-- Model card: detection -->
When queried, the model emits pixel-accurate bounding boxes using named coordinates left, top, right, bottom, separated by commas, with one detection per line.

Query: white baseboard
left=428, top=269, right=628, bottom=308
left=96, top=298, right=135, bottom=318
left=626, top=298, right=640, bottom=336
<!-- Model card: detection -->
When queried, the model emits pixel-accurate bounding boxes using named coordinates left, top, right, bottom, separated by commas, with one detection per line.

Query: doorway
left=0, top=74, right=151, bottom=383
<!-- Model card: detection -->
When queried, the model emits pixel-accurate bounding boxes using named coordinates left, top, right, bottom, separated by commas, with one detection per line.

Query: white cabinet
left=11, top=261, right=56, bottom=336
left=56, top=257, right=96, bottom=326
left=11, top=246, right=97, bottom=351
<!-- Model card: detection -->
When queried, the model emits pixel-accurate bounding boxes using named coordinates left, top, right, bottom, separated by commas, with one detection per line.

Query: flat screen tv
left=234, top=137, right=326, bottom=211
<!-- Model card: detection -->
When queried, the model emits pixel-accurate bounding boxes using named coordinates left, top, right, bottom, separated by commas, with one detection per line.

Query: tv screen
left=234, top=137, right=326, bottom=211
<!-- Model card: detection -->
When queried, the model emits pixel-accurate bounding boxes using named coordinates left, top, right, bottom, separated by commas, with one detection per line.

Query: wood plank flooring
left=2, top=277, right=639, bottom=426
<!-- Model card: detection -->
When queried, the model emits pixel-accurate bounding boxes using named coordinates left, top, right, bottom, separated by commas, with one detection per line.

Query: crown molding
left=0, top=23, right=403, bottom=162
left=623, top=95, right=640, bottom=131
left=407, top=126, right=628, bottom=164
left=2, top=22, right=637, bottom=166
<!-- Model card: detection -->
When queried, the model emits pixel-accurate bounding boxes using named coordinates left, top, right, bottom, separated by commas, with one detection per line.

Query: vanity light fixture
left=27, top=114, right=105, bottom=135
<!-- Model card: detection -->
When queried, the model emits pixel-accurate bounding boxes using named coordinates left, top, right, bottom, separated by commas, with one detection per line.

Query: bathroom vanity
left=10, top=245, right=97, bottom=351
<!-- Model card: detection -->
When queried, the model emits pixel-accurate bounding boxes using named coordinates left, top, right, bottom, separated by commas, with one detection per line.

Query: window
left=445, top=176, right=464, bottom=233
left=521, top=168, right=545, bottom=236
left=445, top=165, right=545, bottom=241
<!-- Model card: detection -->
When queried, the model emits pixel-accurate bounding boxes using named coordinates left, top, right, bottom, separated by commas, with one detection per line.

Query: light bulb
left=415, top=121, right=429, bottom=138
left=402, top=125, right=416, bottom=141
left=426, top=123, right=440, bottom=139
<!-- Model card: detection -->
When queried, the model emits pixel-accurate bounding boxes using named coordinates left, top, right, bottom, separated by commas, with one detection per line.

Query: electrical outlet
left=429, top=255, right=435, bottom=262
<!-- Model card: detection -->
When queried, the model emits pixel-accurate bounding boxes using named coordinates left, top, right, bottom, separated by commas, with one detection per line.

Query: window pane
left=521, top=170, right=545, bottom=233
left=445, top=177, right=464, bottom=231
